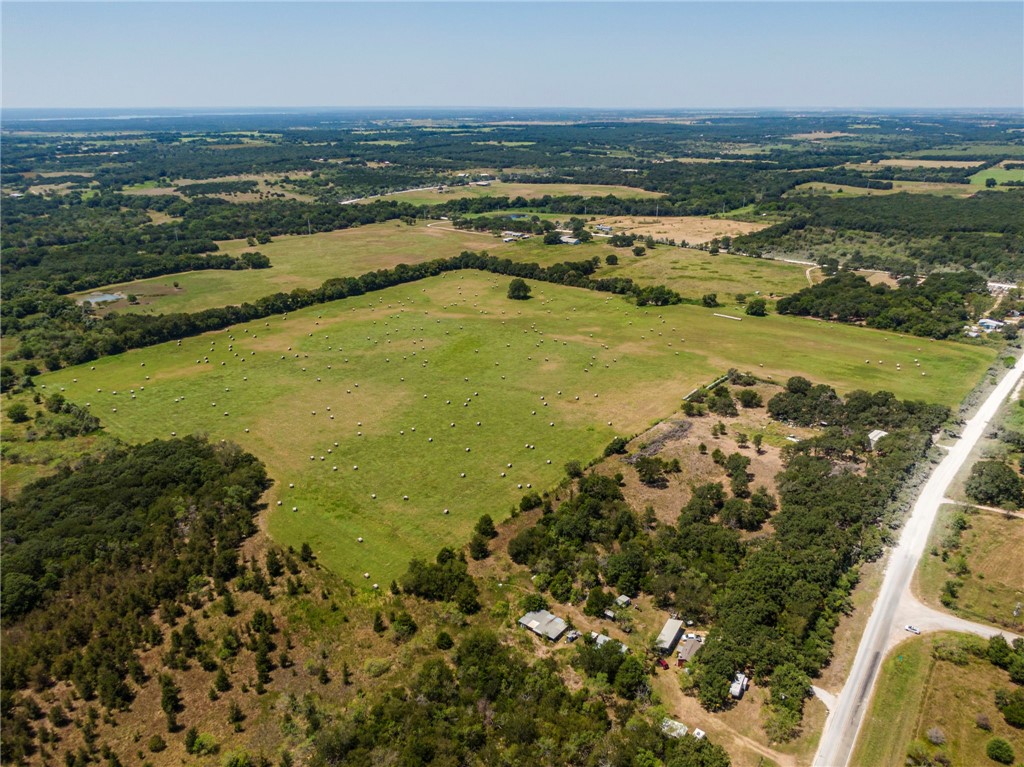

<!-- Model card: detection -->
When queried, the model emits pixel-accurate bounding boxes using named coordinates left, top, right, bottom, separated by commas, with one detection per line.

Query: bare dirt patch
left=593, top=216, right=768, bottom=245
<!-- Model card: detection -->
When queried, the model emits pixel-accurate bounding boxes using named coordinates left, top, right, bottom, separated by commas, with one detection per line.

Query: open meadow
left=360, top=179, right=666, bottom=205
left=788, top=181, right=977, bottom=198
left=851, top=633, right=1024, bottom=767
left=42, top=271, right=995, bottom=584
left=970, top=165, right=1024, bottom=187
left=73, top=220, right=814, bottom=315
left=917, top=504, right=1024, bottom=631
left=590, top=214, right=769, bottom=244
left=596, top=246, right=814, bottom=298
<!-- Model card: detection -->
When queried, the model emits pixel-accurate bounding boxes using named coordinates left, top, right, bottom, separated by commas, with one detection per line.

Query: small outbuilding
left=661, top=718, right=689, bottom=739
left=729, top=672, right=749, bottom=699
left=614, top=594, right=632, bottom=608
left=868, top=429, right=889, bottom=450
left=590, top=632, right=629, bottom=653
left=655, top=618, right=685, bottom=655
left=518, top=610, right=567, bottom=642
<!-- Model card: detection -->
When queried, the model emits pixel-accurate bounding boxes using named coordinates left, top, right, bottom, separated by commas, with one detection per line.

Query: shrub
left=147, top=735, right=166, bottom=753
left=435, top=631, right=454, bottom=650
left=986, top=737, right=1015, bottom=764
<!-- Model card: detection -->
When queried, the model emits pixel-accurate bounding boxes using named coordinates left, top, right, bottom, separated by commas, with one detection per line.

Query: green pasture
left=41, top=272, right=994, bottom=584
left=72, top=221, right=813, bottom=316
left=969, top=166, right=1024, bottom=187
left=76, top=221, right=505, bottom=315
left=596, top=247, right=812, bottom=298
left=365, top=180, right=665, bottom=206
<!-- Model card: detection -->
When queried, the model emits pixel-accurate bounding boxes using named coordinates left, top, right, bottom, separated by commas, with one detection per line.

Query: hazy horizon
left=3, top=2, right=1022, bottom=111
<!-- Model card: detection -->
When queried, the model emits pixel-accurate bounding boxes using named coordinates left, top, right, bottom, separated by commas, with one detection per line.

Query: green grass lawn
left=969, top=167, right=1024, bottom=187
left=40, top=272, right=995, bottom=584
left=851, top=633, right=1024, bottom=767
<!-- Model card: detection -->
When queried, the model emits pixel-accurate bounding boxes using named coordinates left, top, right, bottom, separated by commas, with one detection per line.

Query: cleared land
left=592, top=215, right=768, bottom=244
left=850, top=633, right=1024, bottom=767
left=71, top=221, right=803, bottom=315
left=970, top=166, right=1024, bottom=187
left=916, top=504, right=1024, bottom=631
left=788, top=181, right=976, bottom=198
left=847, top=159, right=986, bottom=170
left=597, top=246, right=812, bottom=299
left=73, top=221, right=502, bottom=315
left=361, top=180, right=665, bottom=205
left=40, top=272, right=993, bottom=584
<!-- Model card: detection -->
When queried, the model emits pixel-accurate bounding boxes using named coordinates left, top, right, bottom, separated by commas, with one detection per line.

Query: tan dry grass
left=593, top=215, right=769, bottom=245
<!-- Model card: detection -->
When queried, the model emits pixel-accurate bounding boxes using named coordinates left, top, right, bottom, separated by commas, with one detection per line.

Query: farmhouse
left=729, top=672, right=749, bottom=699
left=518, top=610, right=567, bottom=641
left=868, top=429, right=889, bottom=450
left=560, top=236, right=581, bottom=245
left=676, top=637, right=702, bottom=664
left=655, top=618, right=685, bottom=655
left=595, top=224, right=613, bottom=232
left=979, top=318, right=1005, bottom=332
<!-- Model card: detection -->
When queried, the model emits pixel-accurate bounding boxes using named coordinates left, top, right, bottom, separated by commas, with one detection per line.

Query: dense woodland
left=776, top=270, right=993, bottom=338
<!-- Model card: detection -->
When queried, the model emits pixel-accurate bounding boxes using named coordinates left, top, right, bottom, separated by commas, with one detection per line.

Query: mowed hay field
left=851, top=634, right=1024, bottom=767
left=41, top=272, right=994, bottom=584
left=73, top=221, right=814, bottom=316
left=362, top=180, right=666, bottom=205
left=598, top=247, right=812, bottom=298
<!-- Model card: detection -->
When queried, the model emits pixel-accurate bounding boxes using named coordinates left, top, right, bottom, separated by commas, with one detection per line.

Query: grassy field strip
left=851, top=634, right=1024, bottom=767
left=42, top=273, right=995, bottom=583
left=362, top=180, right=666, bottom=205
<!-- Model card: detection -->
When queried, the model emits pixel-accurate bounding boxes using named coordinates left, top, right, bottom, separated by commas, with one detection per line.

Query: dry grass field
left=788, top=181, right=977, bottom=198
left=363, top=179, right=666, bottom=205
left=592, top=215, right=769, bottom=244
left=916, top=504, right=1024, bottom=631
left=851, top=633, right=1024, bottom=767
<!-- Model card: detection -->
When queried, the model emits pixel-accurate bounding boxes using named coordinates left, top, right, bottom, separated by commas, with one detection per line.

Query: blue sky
left=2, top=2, right=1022, bottom=109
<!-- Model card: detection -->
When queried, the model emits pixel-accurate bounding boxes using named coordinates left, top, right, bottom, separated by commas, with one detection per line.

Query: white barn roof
left=655, top=618, right=685, bottom=653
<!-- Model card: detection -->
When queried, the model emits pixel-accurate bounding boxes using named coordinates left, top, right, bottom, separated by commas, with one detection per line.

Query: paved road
left=813, top=357, right=1024, bottom=767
